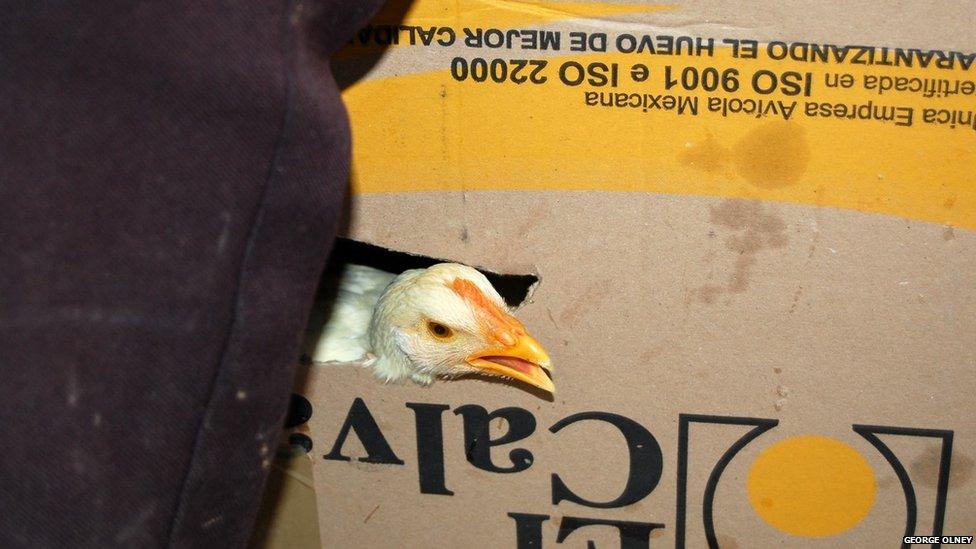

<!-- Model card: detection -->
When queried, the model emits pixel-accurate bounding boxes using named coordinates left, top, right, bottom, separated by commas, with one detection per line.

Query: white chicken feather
left=305, top=263, right=396, bottom=363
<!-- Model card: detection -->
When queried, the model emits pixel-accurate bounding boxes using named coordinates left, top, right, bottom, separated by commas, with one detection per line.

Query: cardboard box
left=291, top=1, right=976, bottom=546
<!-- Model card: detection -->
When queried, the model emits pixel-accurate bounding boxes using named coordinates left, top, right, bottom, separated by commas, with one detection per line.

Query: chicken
left=305, top=263, right=553, bottom=392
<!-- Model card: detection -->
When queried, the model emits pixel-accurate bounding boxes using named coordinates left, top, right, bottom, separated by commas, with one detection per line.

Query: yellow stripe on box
left=342, top=47, right=976, bottom=230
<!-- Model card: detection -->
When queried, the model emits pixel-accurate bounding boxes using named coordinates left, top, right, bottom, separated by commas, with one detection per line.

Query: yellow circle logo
left=747, top=435, right=876, bottom=537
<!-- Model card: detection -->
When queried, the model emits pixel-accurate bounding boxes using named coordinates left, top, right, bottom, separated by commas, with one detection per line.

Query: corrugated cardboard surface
left=294, top=1, right=975, bottom=547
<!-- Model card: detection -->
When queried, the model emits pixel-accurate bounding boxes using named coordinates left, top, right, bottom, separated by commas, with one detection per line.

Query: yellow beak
left=466, top=332, right=554, bottom=393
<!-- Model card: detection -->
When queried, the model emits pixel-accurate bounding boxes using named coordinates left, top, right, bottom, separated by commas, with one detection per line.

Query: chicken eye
left=427, top=321, right=454, bottom=340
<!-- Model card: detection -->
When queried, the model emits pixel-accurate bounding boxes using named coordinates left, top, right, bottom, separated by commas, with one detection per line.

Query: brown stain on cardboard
left=679, top=133, right=729, bottom=173
left=943, top=226, right=955, bottom=240
left=732, top=122, right=810, bottom=189
left=910, top=445, right=974, bottom=488
left=680, top=124, right=808, bottom=189
left=640, top=348, right=660, bottom=363
left=491, top=202, right=550, bottom=251
left=788, top=285, right=803, bottom=314
left=711, top=200, right=787, bottom=293
left=694, top=200, right=788, bottom=304
left=484, top=201, right=548, bottom=260
left=640, top=340, right=674, bottom=363
left=697, top=284, right=724, bottom=305
left=559, top=285, right=605, bottom=326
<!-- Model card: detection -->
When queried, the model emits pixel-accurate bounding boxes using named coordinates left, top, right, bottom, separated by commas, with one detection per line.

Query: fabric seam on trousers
left=163, top=1, right=297, bottom=545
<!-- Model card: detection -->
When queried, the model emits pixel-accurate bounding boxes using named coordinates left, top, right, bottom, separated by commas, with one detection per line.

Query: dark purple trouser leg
left=0, top=1, right=383, bottom=546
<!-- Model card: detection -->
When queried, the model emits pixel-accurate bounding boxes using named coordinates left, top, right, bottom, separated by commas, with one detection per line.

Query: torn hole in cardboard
left=321, top=237, right=537, bottom=306
left=300, top=237, right=541, bottom=365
